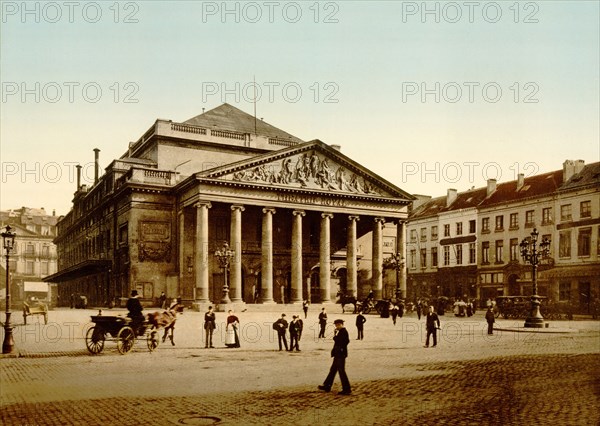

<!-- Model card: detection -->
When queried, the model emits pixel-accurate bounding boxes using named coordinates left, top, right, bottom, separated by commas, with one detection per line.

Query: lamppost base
left=524, top=317, right=545, bottom=328
left=2, top=326, right=15, bottom=354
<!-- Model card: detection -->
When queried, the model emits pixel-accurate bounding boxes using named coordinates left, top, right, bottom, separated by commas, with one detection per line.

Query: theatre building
left=46, top=104, right=414, bottom=308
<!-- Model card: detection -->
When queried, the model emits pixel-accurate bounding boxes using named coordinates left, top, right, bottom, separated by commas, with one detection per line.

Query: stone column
left=261, top=208, right=276, bottom=303
left=372, top=217, right=385, bottom=300
left=347, top=215, right=360, bottom=298
left=291, top=210, right=305, bottom=303
left=195, top=201, right=211, bottom=303
left=229, top=205, right=245, bottom=303
left=320, top=213, right=334, bottom=302
left=397, top=220, right=407, bottom=299
left=178, top=210, right=185, bottom=298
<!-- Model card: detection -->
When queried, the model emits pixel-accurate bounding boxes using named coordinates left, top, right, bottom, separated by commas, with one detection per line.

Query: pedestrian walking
left=318, top=308, right=328, bottom=339
left=485, top=306, right=495, bottom=335
left=302, top=300, right=309, bottom=319
left=398, top=300, right=404, bottom=318
left=273, top=313, right=289, bottom=351
left=204, top=306, right=216, bottom=348
left=390, top=303, right=399, bottom=325
left=225, top=310, right=240, bottom=348
left=424, top=305, right=440, bottom=348
left=355, top=311, right=366, bottom=340
left=416, top=301, right=422, bottom=320
left=289, top=315, right=303, bottom=351
left=318, top=319, right=351, bottom=395
left=159, top=292, right=167, bottom=309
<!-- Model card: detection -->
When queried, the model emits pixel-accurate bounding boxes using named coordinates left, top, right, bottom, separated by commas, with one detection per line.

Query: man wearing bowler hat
left=318, top=319, right=351, bottom=395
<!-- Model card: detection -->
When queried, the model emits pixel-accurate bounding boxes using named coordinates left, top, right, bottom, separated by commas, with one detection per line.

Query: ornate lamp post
left=2, top=225, right=17, bottom=354
left=520, top=228, right=550, bottom=328
left=214, top=242, right=235, bottom=305
left=385, top=252, right=404, bottom=300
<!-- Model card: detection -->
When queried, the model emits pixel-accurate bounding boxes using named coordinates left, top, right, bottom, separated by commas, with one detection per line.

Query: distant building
left=0, top=207, right=59, bottom=305
left=407, top=160, right=600, bottom=314
left=46, top=104, right=414, bottom=308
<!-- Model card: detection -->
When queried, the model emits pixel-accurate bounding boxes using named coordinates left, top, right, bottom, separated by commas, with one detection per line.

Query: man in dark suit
left=289, top=315, right=303, bottom=351
left=424, top=305, right=441, bottom=348
left=126, top=290, right=144, bottom=334
left=318, top=308, right=327, bottom=339
left=318, top=319, right=351, bottom=395
left=274, top=313, right=289, bottom=351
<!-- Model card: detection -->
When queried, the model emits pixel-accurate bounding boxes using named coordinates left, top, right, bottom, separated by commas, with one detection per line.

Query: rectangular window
left=561, top=204, right=572, bottom=221
left=42, top=246, right=50, bottom=257
left=431, top=226, right=438, bottom=240
left=510, top=238, right=519, bottom=261
left=444, top=224, right=450, bottom=237
left=580, top=201, right=591, bottom=218
left=432, top=247, right=438, bottom=267
left=410, top=249, right=416, bottom=269
left=559, top=282, right=571, bottom=301
left=495, top=240, right=504, bottom=263
left=26, top=261, right=34, bottom=275
left=410, top=229, right=417, bottom=242
left=420, top=248, right=427, bottom=268
left=482, top=242, right=489, bottom=264
left=509, top=213, right=518, bottom=229
left=420, top=227, right=427, bottom=242
left=559, top=231, right=571, bottom=258
left=25, top=243, right=34, bottom=255
left=525, top=210, right=535, bottom=227
left=469, top=243, right=476, bottom=264
left=495, top=215, right=504, bottom=231
left=41, top=262, right=49, bottom=275
left=443, top=246, right=450, bottom=266
left=482, top=217, right=490, bottom=233
left=469, top=220, right=476, bottom=234
left=8, top=260, right=17, bottom=272
left=578, top=228, right=592, bottom=256
left=456, top=244, right=463, bottom=265
left=456, top=222, right=463, bottom=236
left=542, top=207, right=552, bottom=225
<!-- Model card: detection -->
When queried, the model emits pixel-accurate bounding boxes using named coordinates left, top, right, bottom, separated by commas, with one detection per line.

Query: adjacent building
left=45, top=104, right=414, bottom=309
left=407, top=160, right=600, bottom=314
left=0, top=207, right=59, bottom=305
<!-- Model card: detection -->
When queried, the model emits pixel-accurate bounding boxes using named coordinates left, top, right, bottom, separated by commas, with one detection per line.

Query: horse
left=146, top=302, right=184, bottom=346
left=338, top=294, right=359, bottom=314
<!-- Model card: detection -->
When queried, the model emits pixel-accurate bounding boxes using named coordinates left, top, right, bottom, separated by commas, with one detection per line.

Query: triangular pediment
left=198, top=140, right=413, bottom=201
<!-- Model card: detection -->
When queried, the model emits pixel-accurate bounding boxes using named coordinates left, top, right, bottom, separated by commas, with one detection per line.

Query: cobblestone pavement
left=1, top=309, right=599, bottom=425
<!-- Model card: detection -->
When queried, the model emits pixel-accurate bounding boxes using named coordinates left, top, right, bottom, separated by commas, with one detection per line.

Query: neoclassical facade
left=47, top=104, right=413, bottom=308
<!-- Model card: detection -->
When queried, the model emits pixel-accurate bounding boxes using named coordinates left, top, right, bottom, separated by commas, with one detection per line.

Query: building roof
left=409, top=161, right=599, bottom=219
left=184, top=103, right=305, bottom=144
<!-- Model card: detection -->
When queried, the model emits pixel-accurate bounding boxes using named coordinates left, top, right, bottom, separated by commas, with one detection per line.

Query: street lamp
left=214, top=242, right=235, bottom=305
left=2, top=225, right=17, bottom=354
left=520, top=228, right=550, bottom=328
left=385, top=252, right=404, bottom=300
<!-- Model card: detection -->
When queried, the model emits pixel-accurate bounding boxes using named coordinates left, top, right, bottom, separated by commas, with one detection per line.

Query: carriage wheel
left=363, top=305, right=371, bottom=314
left=117, top=326, right=135, bottom=354
left=85, top=326, right=105, bottom=354
left=147, top=330, right=159, bottom=352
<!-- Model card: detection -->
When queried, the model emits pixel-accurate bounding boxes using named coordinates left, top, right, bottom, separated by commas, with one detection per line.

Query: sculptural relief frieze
left=138, top=221, right=171, bottom=262
left=230, top=151, right=383, bottom=195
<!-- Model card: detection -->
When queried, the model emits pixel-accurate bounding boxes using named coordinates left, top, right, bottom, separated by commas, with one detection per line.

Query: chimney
left=487, top=179, right=497, bottom=197
left=331, top=144, right=341, bottom=151
left=574, top=159, right=585, bottom=175
left=128, top=142, right=134, bottom=157
left=52, top=209, right=56, bottom=216
left=94, top=148, right=100, bottom=184
left=516, top=173, right=525, bottom=191
left=76, top=164, right=82, bottom=191
left=446, top=189, right=457, bottom=207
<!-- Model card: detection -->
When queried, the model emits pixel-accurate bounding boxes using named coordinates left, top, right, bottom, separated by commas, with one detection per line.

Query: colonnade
left=185, top=202, right=407, bottom=304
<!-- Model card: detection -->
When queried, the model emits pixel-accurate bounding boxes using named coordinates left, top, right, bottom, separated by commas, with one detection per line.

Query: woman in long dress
left=225, top=310, right=240, bottom=348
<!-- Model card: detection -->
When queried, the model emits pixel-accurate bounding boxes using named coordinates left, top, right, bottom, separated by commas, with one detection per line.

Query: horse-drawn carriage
left=339, top=294, right=389, bottom=314
left=85, top=315, right=159, bottom=355
left=85, top=303, right=183, bottom=355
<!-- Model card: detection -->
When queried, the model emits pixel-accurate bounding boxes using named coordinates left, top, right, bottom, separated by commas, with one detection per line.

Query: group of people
left=273, top=313, right=304, bottom=351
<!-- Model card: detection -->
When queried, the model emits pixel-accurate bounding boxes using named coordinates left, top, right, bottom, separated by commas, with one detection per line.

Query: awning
left=43, top=259, right=111, bottom=283
left=25, top=281, right=48, bottom=292
left=544, top=264, right=600, bottom=279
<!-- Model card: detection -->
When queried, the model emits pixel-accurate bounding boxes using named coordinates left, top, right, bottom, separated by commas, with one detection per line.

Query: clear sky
left=1, top=1, right=598, bottom=215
